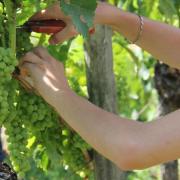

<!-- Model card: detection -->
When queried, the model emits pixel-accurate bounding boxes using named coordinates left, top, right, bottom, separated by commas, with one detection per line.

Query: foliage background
left=1, top=0, right=180, bottom=179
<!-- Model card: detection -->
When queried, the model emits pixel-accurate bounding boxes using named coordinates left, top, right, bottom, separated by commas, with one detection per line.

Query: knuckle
left=24, top=52, right=34, bottom=59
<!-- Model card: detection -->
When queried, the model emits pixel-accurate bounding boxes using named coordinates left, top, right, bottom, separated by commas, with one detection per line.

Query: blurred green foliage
left=113, top=35, right=159, bottom=121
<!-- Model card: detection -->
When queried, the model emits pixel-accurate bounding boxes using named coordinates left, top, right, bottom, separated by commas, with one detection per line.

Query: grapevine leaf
left=60, top=0, right=97, bottom=37
left=159, top=0, right=176, bottom=18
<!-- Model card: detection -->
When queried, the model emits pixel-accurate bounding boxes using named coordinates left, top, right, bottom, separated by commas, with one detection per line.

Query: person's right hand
left=20, top=47, right=71, bottom=108
left=30, top=1, right=78, bottom=44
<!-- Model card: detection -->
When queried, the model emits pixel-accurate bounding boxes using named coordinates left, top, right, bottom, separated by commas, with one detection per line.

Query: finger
left=33, top=47, right=53, bottom=62
left=20, top=52, right=44, bottom=66
left=29, top=2, right=60, bottom=21
left=20, top=63, right=44, bottom=95
left=22, top=76, right=35, bottom=89
left=30, top=9, right=53, bottom=21
left=22, top=63, right=44, bottom=80
left=49, top=25, right=77, bottom=44
left=33, top=47, right=64, bottom=69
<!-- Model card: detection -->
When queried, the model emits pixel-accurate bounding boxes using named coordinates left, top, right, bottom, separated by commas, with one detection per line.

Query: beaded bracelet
left=131, top=15, right=144, bottom=44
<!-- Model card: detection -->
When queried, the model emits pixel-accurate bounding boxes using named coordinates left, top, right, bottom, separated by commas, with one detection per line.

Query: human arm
left=21, top=47, right=180, bottom=170
left=95, top=2, right=180, bottom=69
left=51, top=89, right=180, bottom=170
left=30, top=2, right=180, bottom=69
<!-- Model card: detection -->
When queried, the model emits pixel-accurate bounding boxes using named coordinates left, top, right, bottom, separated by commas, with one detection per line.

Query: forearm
left=53, top=90, right=148, bottom=169
left=95, top=2, right=180, bottom=69
left=52, top=90, right=180, bottom=170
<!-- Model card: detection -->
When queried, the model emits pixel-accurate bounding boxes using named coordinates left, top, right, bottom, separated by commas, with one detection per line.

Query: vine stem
left=3, top=0, right=16, bottom=54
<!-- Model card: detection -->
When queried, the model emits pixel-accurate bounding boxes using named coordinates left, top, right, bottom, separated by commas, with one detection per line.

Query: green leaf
left=60, top=0, right=97, bottom=37
left=159, top=0, right=176, bottom=19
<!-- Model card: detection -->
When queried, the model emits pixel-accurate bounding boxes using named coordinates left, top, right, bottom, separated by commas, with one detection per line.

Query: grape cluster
left=6, top=83, right=30, bottom=176
left=5, top=109, right=30, bottom=176
left=5, top=86, right=59, bottom=177
left=16, top=30, right=33, bottom=58
left=0, top=3, right=93, bottom=177
left=15, top=86, right=92, bottom=177
left=16, top=88, right=63, bottom=165
left=60, top=129, right=91, bottom=177
left=0, top=48, right=17, bottom=124
left=18, top=89, right=59, bottom=133
left=73, top=134, right=91, bottom=151
left=0, top=48, right=30, bottom=176
left=0, top=13, right=93, bottom=180
left=63, top=147, right=86, bottom=170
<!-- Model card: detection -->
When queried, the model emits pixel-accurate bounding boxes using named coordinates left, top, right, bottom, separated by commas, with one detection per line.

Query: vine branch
left=3, top=0, right=16, bottom=54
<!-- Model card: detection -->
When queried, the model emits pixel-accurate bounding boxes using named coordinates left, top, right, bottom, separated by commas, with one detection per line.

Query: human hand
left=29, top=2, right=109, bottom=44
left=20, top=47, right=71, bottom=107
left=30, top=2, right=78, bottom=44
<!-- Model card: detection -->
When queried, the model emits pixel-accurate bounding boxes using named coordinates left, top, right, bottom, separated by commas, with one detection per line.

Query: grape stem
left=3, top=0, right=16, bottom=54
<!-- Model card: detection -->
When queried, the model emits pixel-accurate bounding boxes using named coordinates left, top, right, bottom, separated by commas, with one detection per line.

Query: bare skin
left=21, top=2, right=180, bottom=170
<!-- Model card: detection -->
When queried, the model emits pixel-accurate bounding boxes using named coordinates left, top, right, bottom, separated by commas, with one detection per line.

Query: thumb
left=49, top=25, right=78, bottom=44
left=29, top=9, right=52, bottom=21
left=29, top=2, right=60, bottom=21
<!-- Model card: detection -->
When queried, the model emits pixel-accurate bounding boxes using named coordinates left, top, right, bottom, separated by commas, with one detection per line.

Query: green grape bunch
left=0, top=48, right=18, bottom=124
left=0, top=48, right=29, bottom=176
left=16, top=30, right=33, bottom=58
left=0, top=0, right=93, bottom=178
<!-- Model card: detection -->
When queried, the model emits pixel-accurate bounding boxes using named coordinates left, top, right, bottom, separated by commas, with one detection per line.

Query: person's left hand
left=19, top=47, right=71, bottom=107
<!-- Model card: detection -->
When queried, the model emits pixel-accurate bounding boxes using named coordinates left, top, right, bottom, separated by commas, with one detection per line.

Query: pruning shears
left=16, top=19, right=95, bottom=35
left=16, top=19, right=67, bottom=34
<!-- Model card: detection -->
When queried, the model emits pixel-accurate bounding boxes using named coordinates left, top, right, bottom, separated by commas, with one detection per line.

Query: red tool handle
left=31, top=26, right=65, bottom=34
left=25, top=19, right=95, bottom=35
left=25, top=19, right=66, bottom=34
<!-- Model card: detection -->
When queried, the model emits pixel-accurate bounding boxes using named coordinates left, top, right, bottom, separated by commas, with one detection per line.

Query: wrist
left=94, top=2, right=119, bottom=26
left=94, top=2, right=108, bottom=25
left=51, top=87, right=74, bottom=111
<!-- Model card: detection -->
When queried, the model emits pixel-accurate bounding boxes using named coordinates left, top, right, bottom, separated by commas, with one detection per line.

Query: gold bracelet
left=131, top=15, right=144, bottom=44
